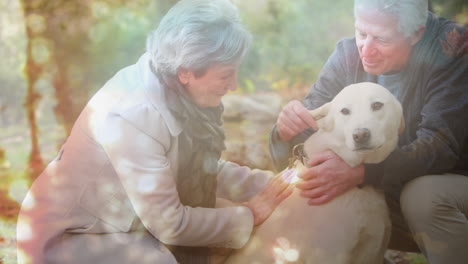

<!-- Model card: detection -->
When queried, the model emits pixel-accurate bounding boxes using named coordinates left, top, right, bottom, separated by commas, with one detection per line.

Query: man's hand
left=276, top=100, right=318, bottom=141
left=296, top=150, right=365, bottom=205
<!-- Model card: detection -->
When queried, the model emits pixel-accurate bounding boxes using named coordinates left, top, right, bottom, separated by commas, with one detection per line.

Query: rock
left=222, top=92, right=282, bottom=122
left=222, top=92, right=280, bottom=170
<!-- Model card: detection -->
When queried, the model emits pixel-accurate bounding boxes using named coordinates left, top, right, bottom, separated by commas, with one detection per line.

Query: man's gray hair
left=146, top=0, right=251, bottom=78
left=354, top=0, right=428, bottom=37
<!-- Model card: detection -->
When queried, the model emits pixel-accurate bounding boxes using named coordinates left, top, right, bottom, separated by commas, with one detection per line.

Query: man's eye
left=372, top=102, right=384, bottom=111
left=341, top=108, right=350, bottom=115
left=356, top=30, right=366, bottom=38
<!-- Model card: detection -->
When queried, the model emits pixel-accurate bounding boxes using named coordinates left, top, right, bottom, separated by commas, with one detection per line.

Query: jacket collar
left=137, top=53, right=183, bottom=137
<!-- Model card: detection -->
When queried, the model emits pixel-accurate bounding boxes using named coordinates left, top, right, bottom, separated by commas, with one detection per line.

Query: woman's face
left=354, top=7, right=422, bottom=75
left=178, top=64, right=238, bottom=107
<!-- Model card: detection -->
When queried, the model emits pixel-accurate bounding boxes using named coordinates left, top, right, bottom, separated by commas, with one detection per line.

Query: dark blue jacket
left=270, top=13, right=468, bottom=196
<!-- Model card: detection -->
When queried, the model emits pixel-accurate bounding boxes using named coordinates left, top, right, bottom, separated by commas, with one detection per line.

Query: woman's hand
left=244, top=169, right=295, bottom=226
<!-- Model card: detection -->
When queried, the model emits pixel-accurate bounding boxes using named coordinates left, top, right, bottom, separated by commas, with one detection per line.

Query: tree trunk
left=0, top=147, right=9, bottom=170
left=22, top=23, right=45, bottom=179
left=20, top=0, right=95, bottom=179
left=45, top=1, right=93, bottom=136
left=21, top=0, right=93, bottom=145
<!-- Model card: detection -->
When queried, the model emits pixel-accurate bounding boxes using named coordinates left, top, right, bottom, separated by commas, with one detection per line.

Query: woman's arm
left=216, top=160, right=274, bottom=202
left=101, top=108, right=253, bottom=249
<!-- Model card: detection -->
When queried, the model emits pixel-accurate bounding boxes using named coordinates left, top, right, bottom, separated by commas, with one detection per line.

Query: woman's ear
left=399, top=115, right=406, bottom=135
left=309, top=102, right=334, bottom=131
left=177, top=68, right=191, bottom=85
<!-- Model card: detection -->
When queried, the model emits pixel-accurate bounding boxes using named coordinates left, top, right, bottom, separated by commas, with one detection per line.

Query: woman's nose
left=229, top=79, right=238, bottom=91
left=228, top=74, right=238, bottom=91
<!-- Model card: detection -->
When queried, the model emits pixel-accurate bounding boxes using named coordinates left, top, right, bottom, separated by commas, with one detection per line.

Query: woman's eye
left=222, top=74, right=232, bottom=80
left=341, top=108, right=350, bottom=115
left=372, top=102, right=384, bottom=111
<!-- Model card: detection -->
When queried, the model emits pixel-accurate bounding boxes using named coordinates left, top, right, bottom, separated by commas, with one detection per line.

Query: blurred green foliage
left=432, top=0, right=467, bottom=23
left=0, top=2, right=465, bottom=263
left=238, top=0, right=354, bottom=91
left=0, top=0, right=466, bottom=170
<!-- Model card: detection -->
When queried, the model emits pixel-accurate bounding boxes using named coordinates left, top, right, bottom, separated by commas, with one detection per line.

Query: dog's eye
left=340, top=108, right=350, bottom=115
left=371, top=102, right=384, bottom=111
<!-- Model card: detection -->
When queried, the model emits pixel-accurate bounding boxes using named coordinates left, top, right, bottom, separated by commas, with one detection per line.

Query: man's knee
left=400, top=174, right=468, bottom=229
left=400, top=176, right=443, bottom=227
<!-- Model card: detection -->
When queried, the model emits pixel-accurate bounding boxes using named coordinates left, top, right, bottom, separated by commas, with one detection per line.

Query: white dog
left=226, top=82, right=404, bottom=264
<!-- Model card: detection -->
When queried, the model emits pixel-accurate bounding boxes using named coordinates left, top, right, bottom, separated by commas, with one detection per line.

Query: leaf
left=439, top=28, right=468, bottom=57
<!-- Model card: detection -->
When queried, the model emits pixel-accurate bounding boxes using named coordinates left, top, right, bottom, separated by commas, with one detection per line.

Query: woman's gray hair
left=354, top=0, right=428, bottom=37
left=146, top=0, right=251, bottom=78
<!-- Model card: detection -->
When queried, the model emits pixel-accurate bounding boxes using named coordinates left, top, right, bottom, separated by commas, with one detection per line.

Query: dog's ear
left=309, top=102, right=329, bottom=120
left=399, top=115, right=405, bottom=135
left=309, top=102, right=334, bottom=131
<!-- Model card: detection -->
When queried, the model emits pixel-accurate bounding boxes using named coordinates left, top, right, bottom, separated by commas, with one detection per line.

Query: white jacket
left=17, top=53, right=273, bottom=264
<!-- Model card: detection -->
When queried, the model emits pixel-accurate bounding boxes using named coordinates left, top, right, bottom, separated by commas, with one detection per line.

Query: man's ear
left=309, top=102, right=334, bottom=131
left=410, top=25, right=426, bottom=46
left=177, top=68, right=191, bottom=85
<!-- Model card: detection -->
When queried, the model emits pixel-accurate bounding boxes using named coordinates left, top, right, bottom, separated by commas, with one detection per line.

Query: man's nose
left=362, top=37, right=377, bottom=57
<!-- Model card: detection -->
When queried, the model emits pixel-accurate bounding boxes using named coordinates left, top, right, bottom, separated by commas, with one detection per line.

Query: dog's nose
left=353, top=128, right=371, bottom=144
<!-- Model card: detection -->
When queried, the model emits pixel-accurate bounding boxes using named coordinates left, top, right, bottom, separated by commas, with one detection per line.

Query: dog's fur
left=226, top=82, right=404, bottom=264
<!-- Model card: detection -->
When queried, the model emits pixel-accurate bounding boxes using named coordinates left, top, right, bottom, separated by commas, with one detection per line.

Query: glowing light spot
left=8, top=179, right=30, bottom=204
left=284, top=249, right=299, bottom=262
left=272, top=237, right=300, bottom=263
left=276, top=237, right=290, bottom=248
left=88, top=89, right=127, bottom=141
left=16, top=220, right=33, bottom=241
left=31, top=37, right=51, bottom=64
left=273, top=246, right=284, bottom=255
left=26, top=14, right=46, bottom=34
left=115, top=160, right=133, bottom=180
left=16, top=249, right=32, bottom=264
left=91, top=1, right=110, bottom=18
left=290, top=170, right=300, bottom=183
left=280, top=169, right=300, bottom=184
left=20, top=195, right=35, bottom=211
left=137, top=175, right=158, bottom=193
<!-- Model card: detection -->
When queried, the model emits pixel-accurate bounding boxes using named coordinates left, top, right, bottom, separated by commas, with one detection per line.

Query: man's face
left=355, top=8, right=421, bottom=75
left=179, top=64, right=238, bottom=107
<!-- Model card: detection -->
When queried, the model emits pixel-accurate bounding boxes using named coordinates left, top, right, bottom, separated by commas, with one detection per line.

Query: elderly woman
left=16, top=1, right=293, bottom=263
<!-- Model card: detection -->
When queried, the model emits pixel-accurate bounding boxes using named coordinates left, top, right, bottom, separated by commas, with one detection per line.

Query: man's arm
left=269, top=39, right=353, bottom=172
left=270, top=39, right=365, bottom=205
left=365, top=50, right=468, bottom=194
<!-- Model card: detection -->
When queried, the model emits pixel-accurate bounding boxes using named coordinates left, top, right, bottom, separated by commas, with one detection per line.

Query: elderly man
left=270, top=0, right=467, bottom=263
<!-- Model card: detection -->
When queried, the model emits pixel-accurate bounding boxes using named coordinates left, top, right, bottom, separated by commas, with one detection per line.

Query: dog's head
left=310, top=82, right=404, bottom=164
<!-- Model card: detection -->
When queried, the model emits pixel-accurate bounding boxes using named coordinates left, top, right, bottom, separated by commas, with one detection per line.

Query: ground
left=0, top=186, right=427, bottom=264
left=0, top=188, right=20, bottom=264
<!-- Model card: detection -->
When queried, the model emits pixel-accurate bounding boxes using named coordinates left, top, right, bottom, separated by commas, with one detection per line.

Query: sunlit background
left=0, top=0, right=466, bottom=263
